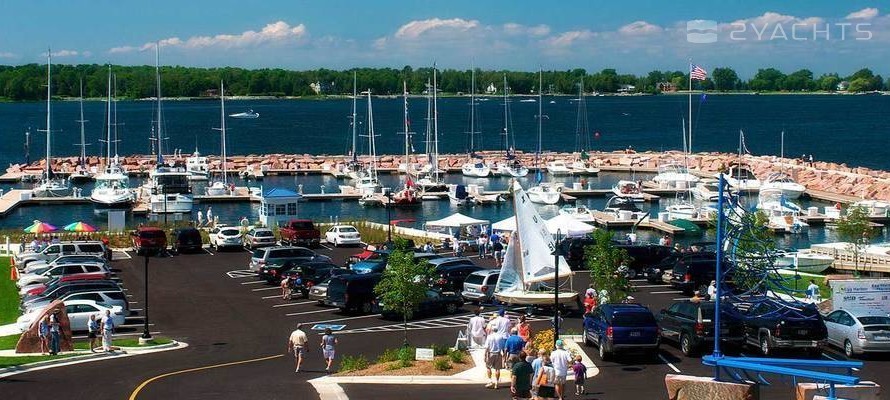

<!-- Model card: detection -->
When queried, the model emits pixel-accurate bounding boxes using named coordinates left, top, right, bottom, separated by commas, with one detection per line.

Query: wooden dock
left=586, top=210, right=705, bottom=235
left=805, top=189, right=866, bottom=205
left=0, top=189, right=92, bottom=216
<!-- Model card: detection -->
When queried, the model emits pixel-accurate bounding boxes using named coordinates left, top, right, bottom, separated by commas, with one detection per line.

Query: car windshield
left=365, top=252, right=386, bottom=262
left=31, top=266, right=50, bottom=275
left=291, top=221, right=314, bottom=229
left=252, top=249, right=267, bottom=258
left=140, top=230, right=165, bottom=238
left=612, top=312, right=656, bottom=327
left=255, top=230, right=274, bottom=237
left=859, top=316, right=890, bottom=325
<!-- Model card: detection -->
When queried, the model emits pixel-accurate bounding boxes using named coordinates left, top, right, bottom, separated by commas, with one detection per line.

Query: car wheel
left=760, top=335, right=771, bottom=356
left=445, top=302, right=458, bottom=314
left=360, top=301, right=373, bottom=315
left=598, top=340, right=610, bottom=361
left=680, top=333, right=694, bottom=356
left=844, top=340, right=854, bottom=358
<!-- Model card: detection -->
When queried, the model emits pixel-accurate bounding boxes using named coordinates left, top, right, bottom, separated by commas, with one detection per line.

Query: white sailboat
left=664, top=118, right=700, bottom=220
left=390, top=81, right=421, bottom=207
left=545, top=160, right=571, bottom=176
left=760, top=131, right=805, bottom=199
left=32, top=50, right=72, bottom=198
left=413, top=67, right=447, bottom=194
left=719, top=130, right=761, bottom=190
left=527, top=70, right=562, bottom=205
left=91, top=66, right=135, bottom=207
left=344, top=89, right=381, bottom=195
left=494, top=181, right=578, bottom=306
left=461, top=68, right=491, bottom=178
left=612, top=180, right=644, bottom=200
left=494, top=74, right=529, bottom=178
left=148, top=44, right=193, bottom=214
left=569, top=77, right=600, bottom=176
left=69, top=80, right=93, bottom=183
left=341, top=72, right=364, bottom=180
left=206, top=81, right=230, bottom=196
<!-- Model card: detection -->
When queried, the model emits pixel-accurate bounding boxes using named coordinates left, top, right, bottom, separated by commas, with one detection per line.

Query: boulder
left=797, top=381, right=880, bottom=400
left=16, top=300, right=74, bottom=354
left=665, top=374, right=758, bottom=400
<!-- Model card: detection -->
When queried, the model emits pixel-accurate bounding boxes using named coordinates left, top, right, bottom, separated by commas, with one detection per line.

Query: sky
left=1, top=0, right=888, bottom=78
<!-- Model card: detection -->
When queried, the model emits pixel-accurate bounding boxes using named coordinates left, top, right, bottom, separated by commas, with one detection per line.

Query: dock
left=587, top=210, right=707, bottom=235
left=0, top=189, right=92, bottom=217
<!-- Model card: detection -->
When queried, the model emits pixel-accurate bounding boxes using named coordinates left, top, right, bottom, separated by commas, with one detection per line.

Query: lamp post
left=139, top=253, right=152, bottom=344
left=553, top=229, right=562, bottom=344
left=386, top=192, right=393, bottom=244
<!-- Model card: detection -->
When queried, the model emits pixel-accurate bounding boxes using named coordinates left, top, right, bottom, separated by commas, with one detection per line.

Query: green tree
left=727, top=210, right=774, bottom=293
left=783, top=69, right=815, bottom=91
left=817, top=73, right=841, bottom=92
left=374, top=238, right=435, bottom=345
left=749, top=68, right=786, bottom=91
left=584, top=230, right=631, bottom=303
left=711, top=67, right=739, bottom=91
left=837, top=205, right=875, bottom=276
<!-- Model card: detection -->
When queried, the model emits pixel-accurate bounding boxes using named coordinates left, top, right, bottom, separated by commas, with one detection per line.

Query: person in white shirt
left=707, top=280, right=717, bottom=299
left=549, top=339, right=573, bottom=400
left=484, top=328, right=503, bottom=389
left=287, top=323, right=309, bottom=372
left=467, top=308, right=487, bottom=348
left=493, top=309, right=512, bottom=367
left=806, top=279, right=821, bottom=302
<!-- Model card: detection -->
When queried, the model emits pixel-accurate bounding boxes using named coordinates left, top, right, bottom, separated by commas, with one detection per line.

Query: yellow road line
left=128, top=354, right=284, bottom=400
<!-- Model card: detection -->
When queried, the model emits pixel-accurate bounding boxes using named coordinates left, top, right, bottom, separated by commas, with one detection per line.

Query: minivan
left=15, top=241, right=107, bottom=268
left=461, top=269, right=500, bottom=304
left=248, top=246, right=332, bottom=272
left=325, top=273, right=383, bottom=314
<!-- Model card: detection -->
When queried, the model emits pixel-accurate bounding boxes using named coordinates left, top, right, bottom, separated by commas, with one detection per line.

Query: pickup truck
left=279, top=219, right=321, bottom=248
left=735, top=298, right=827, bottom=356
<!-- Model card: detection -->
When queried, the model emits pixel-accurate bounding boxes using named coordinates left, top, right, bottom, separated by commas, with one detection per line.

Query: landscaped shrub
left=430, top=343, right=449, bottom=356
left=339, top=354, right=370, bottom=372
left=377, top=348, right=400, bottom=363
left=447, top=349, right=465, bottom=364
left=433, top=358, right=452, bottom=371
left=531, top=328, right=556, bottom=353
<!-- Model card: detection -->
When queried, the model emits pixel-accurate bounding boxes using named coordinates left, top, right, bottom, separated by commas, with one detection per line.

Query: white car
left=824, top=310, right=890, bottom=357
left=17, top=299, right=126, bottom=333
left=16, top=263, right=109, bottom=288
left=324, top=225, right=362, bottom=246
left=209, top=226, right=243, bottom=250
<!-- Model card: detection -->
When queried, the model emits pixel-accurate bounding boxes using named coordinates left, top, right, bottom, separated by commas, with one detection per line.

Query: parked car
left=24, top=288, right=128, bottom=314
left=21, top=280, right=122, bottom=305
left=15, top=241, right=108, bottom=268
left=23, top=254, right=109, bottom=274
left=735, top=298, right=827, bottom=356
left=172, top=227, right=204, bottom=253
left=283, top=262, right=349, bottom=298
left=325, top=273, right=383, bottom=314
left=583, top=303, right=661, bottom=360
left=325, top=225, right=362, bottom=247
left=16, top=262, right=111, bottom=288
left=645, top=250, right=718, bottom=284
left=561, top=237, right=675, bottom=273
left=375, top=289, right=464, bottom=319
left=248, top=246, right=332, bottom=272
left=461, top=269, right=500, bottom=304
left=823, top=310, right=890, bottom=357
left=309, top=277, right=336, bottom=305
left=20, top=272, right=113, bottom=297
left=17, top=299, right=126, bottom=333
left=669, top=258, right=734, bottom=295
left=209, top=226, right=243, bottom=250
left=656, top=300, right=745, bottom=356
left=279, top=219, right=321, bottom=248
left=243, top=228, right=277, bottom=250
left=258, top=260, right=336, bottom=285
left=428, top=258, right=483, bottom=292
left=350, top=251, right=440, bottom=274
left=131, top=227, right=167, bottom=255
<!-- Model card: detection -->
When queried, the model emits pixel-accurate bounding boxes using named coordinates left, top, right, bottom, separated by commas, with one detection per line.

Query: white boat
left=358, top=193, right=385, bottom=207
left=527, top=183, right=562, bottom=205
left=603, top=196, right=648, bottom=220
left=32, top=51, right=72, bottom=198
left=652, top=163, right=700, bottom=189
left=206, top=81, right=231, bottom=196
left=569, top=160, right=599, bottom=176
left=546, top=160, right=572, bottom=176
left=91, top=68, right=134, bottom=207
left=612, top=180, right=645, bottom=200
left=448, top=184, right=475, bottom=207
left=495, top=181, right=577, bottom=306
left=519, top=98, right=536, bottom=103
left=760, top=172, right=805, bottom=200
left=495, top=162, right=529, bottom=177
left=460, top=69, right=491, bottom=178
left=410, top=66, right=448, bottom=194
left=757, top=188, right=808, bottom=234
left=850, top=200, right=890, bottom=218
left=569, top=78, right=600, bottom=177
left=347, top=89, right=382, bottom=195
left=692, top=179, right=731, bottom=202
left=496, top=74, right=529, bottom=177
left=666, top=203, right=698, bottom=220
left=719, top=162, right=761, bottom=191
left=558, top=204, right=595, bottom=222
left=461, top=160, right=491, bottom=177
left=186, top=150, right=210, bottom=181
left=239, top=164, right=266, bottom=181
left=229, top=109, right=259, bottom=119
left=775, top=250, right=834, bottom=274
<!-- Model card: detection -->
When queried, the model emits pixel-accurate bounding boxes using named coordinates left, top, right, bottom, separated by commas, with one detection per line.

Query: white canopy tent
left=491, top=214, right=594, bottom=238
left=425, top=213, right=490, bottom=238
left=491, top=216, right=515, bottom=232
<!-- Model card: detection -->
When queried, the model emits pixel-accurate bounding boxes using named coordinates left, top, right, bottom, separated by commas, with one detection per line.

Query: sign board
left=415, top=347, right=435, bottom=361
left=107, top=210, right=126, bottom=232
left=311, top=324, right=346, bottom=332
left=830, top=279, right=890, bottom=315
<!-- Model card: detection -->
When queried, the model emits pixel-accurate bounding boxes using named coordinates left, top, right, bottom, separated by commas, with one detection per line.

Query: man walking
left=550, top=340, right=573, bottom=400
left=493, top=309, right=512, bottom=368
left=484, top=326, right=503, bottom=389
left=466, top=308, right=487, bottom=348
left=101, top=309, right=115, bottom=352
left=288, top=323, right=309, bottom=372
left=511, top=350, right=534, bottom=400
left=504, top=328, right=526, bottom=367
left=48, top=311, right=61, bottom=355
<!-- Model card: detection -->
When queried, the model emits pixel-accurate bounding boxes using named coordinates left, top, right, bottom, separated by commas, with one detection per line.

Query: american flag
left=690, top=64, right=708, bottom=81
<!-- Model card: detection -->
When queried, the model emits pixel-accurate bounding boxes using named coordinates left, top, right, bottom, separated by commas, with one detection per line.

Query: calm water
left=2, top=94, right=889, bottom=245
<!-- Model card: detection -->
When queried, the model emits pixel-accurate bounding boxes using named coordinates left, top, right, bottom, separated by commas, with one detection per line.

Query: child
left=572, top=355, right=587, bottom=396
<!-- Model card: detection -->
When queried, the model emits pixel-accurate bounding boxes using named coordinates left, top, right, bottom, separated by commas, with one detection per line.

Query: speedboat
left=612, top=180, right=645, bottom=201
left=527, top=183, right=562, bottom=205
left=90, top=163, right=134, bottom=207
left=850, top=200, right=890, bottom=218
left=719, top=163, right=761, bottom=191
left=461, top=160, right=491, bottom=178
left=229, top=109, right=259, bottom=119
left=358, top=193, right=385, bottom=207
left=148, top=165, right=194, bottom=214
left=569, top=160, right=599, bottom=176
left=559, top=204, right=595, bottom=222
left=692, top=179, right=732, bottom=202
left=760, top=172, right=805, bottom=200
left=239, top=164, right=266, bottom=181
left=186, top=150, right=210, bottom=181
left=774, top=249, right=834, bottom=274
left=603, top=196, right=648, bottom=220
left=757, top=188, right=808, bottom=234
left=666, top=203, right=698, bottom=220
left=652, top=163, right=699, bottom=189
left=546, top=160, right=572, bottom=176
left=448, top=184, right=475, bottom=207
left=205, top=181, right=229, bottom=196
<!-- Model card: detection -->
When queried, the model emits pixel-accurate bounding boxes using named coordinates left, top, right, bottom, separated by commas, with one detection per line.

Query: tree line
left=0, top=63, right=886, bottom=101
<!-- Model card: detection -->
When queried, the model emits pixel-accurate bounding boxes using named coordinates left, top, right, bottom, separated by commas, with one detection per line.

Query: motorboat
left=569, top=160, right=599, bottom=176
left=527, top=183, right=562, bottom=205
left=558, top=204, right=595, bottom=222
left=666, top=203, right=698, bottom=220
left=354, top=173, right=381, bottom=195
left=461, top=159, right=491, bottom=177
left=652, top=163, right=699, bottom=189
left=448, top=184, right=475, bottom=207
left=719, top=162, right=761, bottom=191
left=239, top=164, right=266, bottom=181
left=774, top=249, right=834, bottom=274
left=603, top=196, right=648, bottom=220
left=91, top=164, right=134, bottom=207
left=32, top=52, right=71, bottom=198
left=358, top=193, right=385, bottom=207
left=494, top=162, right=529, bottom=177
left=612, top=180, right=645, bottom=201
left=760, top=172, right=805, bottom=200
left=546, top=160, right=572, bottom=176
left=692, top=179, right=731, bottom=202
left=186, top=150, right=210, bottom=181
left=757, top=188, right=808, bottom=234
left=850, top=200, right=890, bottom=218
left=229, top=109, right=259, bottom=119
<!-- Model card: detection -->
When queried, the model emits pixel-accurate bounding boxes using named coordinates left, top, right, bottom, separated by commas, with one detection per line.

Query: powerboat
left=558, top=204, right=595, bottom=222
left=546, top=160, right=571, bottom=176
left=186, top=150, right=210, bottom=181
left=229, top=109, right=259, bottom=119
left=527, top=183, right=562, bottom=205
left=757, top=188, right=808, bottom=234
left=719, top=163, right=761, bottom=191
left=448, top=184, right=475, bottom=207
left=239, top=164, right=266, bottom=181
left=666, top=203, right=698, bottom=220
left=850, top=200, right=890, bottom=218
left=603, top=196, right=648, bottom=220
left=760, top=172, right=805, bottom=200
left=612, top=180, right=645, bottom=201
left=652, top=163, right=699, bottom=189
left=569, top=160, right=599, bottom=176
left=774, top=249, right=834, bottom=274
left=91, top=164, right=134, bottom=207
left=461, top=159, right=491, bottom=178
left=494, top=160, right=529, bottom=177
left=692, top=179, right=731, bottom=202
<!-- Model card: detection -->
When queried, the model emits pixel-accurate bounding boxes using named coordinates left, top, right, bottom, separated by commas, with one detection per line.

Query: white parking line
left=303, top=314, right=381, bottom=326
left=251, top=287, right=279, bottom=292
left=226, top=270, right=256, bottom=279
left=629, top=279, right=647, bottom=282
left=114, top=250, right=132, bottom=260
left=128, top=301, right=138, bottom=304
left=129, top=308, right=143, bottom=312
left=650, top=291, right=683, bottom=294
left=73, top=330, right=162, bottom=339
left=273, top=301, right=318, bottom=308
left=262, top=294, right=285, bottom=299
left=635, top=284, right=669, bottom=288
left=658, top=354, right=681, bottom=373
left=204, top=248, right=215, bottom=256
left=241, top=280, right=267, bottom=285
left=672, top=298, right=690, bottom=301
left=126, top=294, right=134, bottom=298
left=319, top=244, right=333, bottom=250
left=285, top=309, right=337, bottom=317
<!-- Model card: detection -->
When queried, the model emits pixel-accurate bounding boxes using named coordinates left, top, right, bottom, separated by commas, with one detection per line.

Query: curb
left=0, top=340, right=188, bottom=378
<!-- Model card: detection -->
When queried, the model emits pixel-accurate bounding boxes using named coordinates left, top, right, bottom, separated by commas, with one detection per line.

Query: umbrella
left=24, top=220, right=57, bottom=234
left=63, top=221, right=97, bottom=232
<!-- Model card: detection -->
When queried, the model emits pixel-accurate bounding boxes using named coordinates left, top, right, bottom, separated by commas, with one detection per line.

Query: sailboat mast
left=537, top=70, right=543, bottom=161
left=45, top=50, right=52, bottom=178
left=688, top=63, right=693, bottom=154
left=403, top=81, right=410, bottom=171
left=432, top=64, right=439, bottom=175
left=113, top=74, right=119, bottom=157
left=105, top=67, right=113, bottom=164
left=366, top=89, right=377, bottom=180
left=469, top=68, right=475, bottom=153
left=155, top=42, right=164, bottom=160
left=221, top=81, right=227, bottom=185
left=77, top=79, right=87, bottom=166
left=502, top=74, right=509, bottom=153
left=351, top=71, right=357, bottom=160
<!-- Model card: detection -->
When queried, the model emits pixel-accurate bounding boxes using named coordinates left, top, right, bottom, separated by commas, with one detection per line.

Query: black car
left=325, top=273, right=383, bottom=314
left=734, top=298, right=827, bottom=356
left=428, top=258, right=483, bottom=293
left=172, top=227, right=204, bottom=254
left=375, top=289, right=464, bottom=320
left=281, top=262, right=345, bottom=298
left=646, top=250, right=718, bottom=284
left=668, top=258, right=734, bottom=295
left=656, top=300, right=745, bottom=356
left=21, top=280, right=122, bottom=306
left=561, top=237, right=674, bottom=273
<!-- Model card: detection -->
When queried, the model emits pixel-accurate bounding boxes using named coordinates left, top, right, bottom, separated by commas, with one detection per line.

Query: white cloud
left=618, top=21, right=663, bottom=36
left=846, top=8, right=879, bottom=20
left=110, top=21, right=308, bottom=53
left=541, top=30, right=594, bottom=48
left=44, top=49, right=87, bottom=57
left=503, top=23, right=551, bottom=37
left=394, top=18, right=480, bottom=39
left=0, top=51, right=16, bottom=58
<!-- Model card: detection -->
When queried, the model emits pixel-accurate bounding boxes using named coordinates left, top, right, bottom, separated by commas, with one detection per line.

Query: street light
left=139, top=253, right=153, bottom=344
left=386, top=191, right=393, bottom=244
left=552, top=229, right=563, bottom=344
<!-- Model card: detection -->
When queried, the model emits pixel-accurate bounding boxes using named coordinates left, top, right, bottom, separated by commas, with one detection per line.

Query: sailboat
left=206, top=81, right=231, bottom=196
left=347, top=89, right=381, bottom=196
left=494, top=74, right=529, bottom=177
left=390, top=81, right=421, bottom=207
left=461, top=68, right=491, bottom=178
left=148, top=44, right=193, bottom=214
left=757, top=188, right=809, bottom=234
left=494, top=180, right=578, bottom=306
left=32, top=50, right=72, bottom=198
left=665, top=119, right=700, bottom=220
left=341, top=72, right=364, bottom=180
left=412, top=67, right=447, bottom=194
left=527, top=70, right=562, bottom=205
left=90, top=66, right=135, bottom=207
left=569, top=77, right=600, bottom=176
left=69, top=80, right=93, bottom=183
left=760, top=131, right=806, bottom=199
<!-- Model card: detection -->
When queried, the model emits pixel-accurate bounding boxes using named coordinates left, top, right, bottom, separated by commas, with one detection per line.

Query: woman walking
left=321, top=327, right=338, bottom=372
left=87, top=314, right=100, bottom=352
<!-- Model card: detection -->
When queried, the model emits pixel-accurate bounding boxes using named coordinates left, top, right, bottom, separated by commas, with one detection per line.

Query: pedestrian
left=583, top=292, right=597, bottom=314
left=806, top=279, right=821, bottom=302
left=511, top=350, right=534, bottom=400
left=477, top=235, right=488, bottom=258
left=87, top=314, right=100, bottom=352
left=101, top=309, right=115, bottom=352
left=467, top=308, right=487, bottom=348
left=320, top=327, right=338, bottom=372
left=690, top=290, right=704, bottom=303
left=197, top=210, right=204, bottom=227
left=504, top=328, right=525, bottom=367
left=572, top=355, right=587, bottom=395
left=240, top=216, right=250, bottom=233
left=38, top=315, right=50, bottom=355
left=281, top=275, right=291, bottom=300
left=205, top=206, right=213, bottom=227
left=808, top=154, right=814, bottom=167
left=288, top=323, right=309, bottom=372
left=531, top=348, right=548, bottom=399
left=49, top=311, right=61, bottom=355
left=516, top=315, right=531, bottom=344
left=535, top=355, right=557, bottom=400
left=550, top=339, right=572, bottom=400
left=492, top=239, right=504, bottom=265
left=494, top=309, right=512, bottom=367
left=707, top=280, right=717, bottom=300
left=484, top=325, right=503, bottom=389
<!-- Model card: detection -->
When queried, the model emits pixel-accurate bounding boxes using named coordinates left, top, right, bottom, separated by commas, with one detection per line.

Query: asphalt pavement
left=1, top=244, right=887, bottom=400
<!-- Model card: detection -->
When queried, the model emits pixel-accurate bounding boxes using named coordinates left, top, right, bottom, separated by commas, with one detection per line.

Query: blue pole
left=712, top=173, right=725, bottom=376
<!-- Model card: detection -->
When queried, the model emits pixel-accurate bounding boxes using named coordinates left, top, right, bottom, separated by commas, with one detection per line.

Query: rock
left=16, top=300, right=74, bottom=354
left=797, top=382, right=881, bottom=400
left=665, top=374, right=758, bottom=400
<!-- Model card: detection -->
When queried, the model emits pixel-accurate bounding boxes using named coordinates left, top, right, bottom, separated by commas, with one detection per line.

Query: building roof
left=263, top=187, right=302, bottom=199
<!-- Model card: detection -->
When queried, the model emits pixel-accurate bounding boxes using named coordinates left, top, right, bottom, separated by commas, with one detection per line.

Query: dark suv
left=172, top=227, right=203, bottom=254
left=325, top=273, right=383, bottom=314
left=656, top=300, right=745, bottom=356
left=735, top=298, right=827, bottom=356
left=248, top=246, right=332, bottom=272
left=669, top=258, right=734, bottom=295
left=428, top=258, right=483, bottom=293
left=132, top=227, right=167, bottom=255
left=283, top=263, right=350, bottom=298
left=583, top=303, right=660, bottom=360
left=561, top=237, right=674, bottom=273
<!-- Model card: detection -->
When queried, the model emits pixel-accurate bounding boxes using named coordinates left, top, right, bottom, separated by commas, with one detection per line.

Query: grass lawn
left=0, top=334, right=19, bottom=350
left=0, top=354, right=80, bottom=368
left=2, top=334, right=173, bottom=351
left=770, top=273, right=832, bottom=300
left=0, top=258, right=18, bottom=324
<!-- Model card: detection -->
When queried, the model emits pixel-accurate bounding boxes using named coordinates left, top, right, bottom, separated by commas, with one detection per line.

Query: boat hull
left=494, top=290, right=579, bottom=306
left=150, top=194, right=194, bottom=214
left=496, top=165, right=529, bottom=177
left=527, top=187, right=561, bottom=205
left=461, top=163, right=491, bottom=177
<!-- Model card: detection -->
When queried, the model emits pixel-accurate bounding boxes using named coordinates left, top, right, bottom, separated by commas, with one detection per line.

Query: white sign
left=830, top=279, right=890, bottom=315
left=415, top=347, right=435, bottom=361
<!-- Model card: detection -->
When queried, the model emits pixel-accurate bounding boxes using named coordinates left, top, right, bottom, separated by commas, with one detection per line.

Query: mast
left=401, top=80, right=412, bottom=176
left=113, top=73, right=120, bottom=157
left=105, top=66, right=113, bottom=165
left=575, top=76, right=586, bottom=153
left=502, top=74, right=509, bottom=154
left=76, top=79, right=88, bottom=168
left=43, top=50, right=52, bottom=178
left=351, top=71, right=357, bottom=162
left=536, top=69, right=543, bottom=171
left=432, top=63, right=440, bottom=177
left=213, top=81, right=228, bottom=185
left=155, top=42, right=164, bottom=164
left=424, top=78, right=433, bottom=165
left=688, top=62, right=693, bottom=154
left=468, top=67, right=476, bottom=154
left=365, top=89, right=377, bottom=181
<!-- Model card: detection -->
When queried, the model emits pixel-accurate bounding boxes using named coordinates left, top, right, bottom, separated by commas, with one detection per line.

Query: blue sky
left=1, top=1, right=887, bottom=77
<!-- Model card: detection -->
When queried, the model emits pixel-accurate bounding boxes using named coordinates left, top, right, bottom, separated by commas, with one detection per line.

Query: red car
left=23, top=272, right=112, bottom=296
left=132, top=227, right=168, bottom=255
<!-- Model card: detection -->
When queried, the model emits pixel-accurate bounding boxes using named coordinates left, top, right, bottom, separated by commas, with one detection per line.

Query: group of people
left=37, top=309, right=115, bottom=355
left=508, top=341, right=587, bottom=400
left=442, top=230, right=509, bottom=265
left=195, top=206, right=218, bottom=228
left=287, top=323, right=338, bottom=373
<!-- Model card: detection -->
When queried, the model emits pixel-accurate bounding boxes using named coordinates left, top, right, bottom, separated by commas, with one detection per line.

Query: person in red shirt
left=583, top=292, right=597, bottom=314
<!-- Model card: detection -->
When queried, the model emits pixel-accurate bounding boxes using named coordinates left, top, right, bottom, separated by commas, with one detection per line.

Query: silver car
left=824, top=309, right=890, bottom=357
left=461, top=269, right=500, bottom=304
